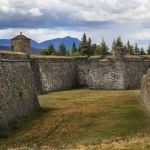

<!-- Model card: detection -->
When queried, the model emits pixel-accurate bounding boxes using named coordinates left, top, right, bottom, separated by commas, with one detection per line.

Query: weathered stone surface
left=141, top=69, right=150, bottom=113
left=31, top=57, right=77, bottom=93
left=31, top=56, right=150, bottom=92
left=0, top=53, right=39, bottom=127
left=88, top=61, right=125, bottom=89
left=124, top=61, right=150, bottom=89
left=1, top=52, right=150, bottom=127
left=11, top=32, right=31, bottom=54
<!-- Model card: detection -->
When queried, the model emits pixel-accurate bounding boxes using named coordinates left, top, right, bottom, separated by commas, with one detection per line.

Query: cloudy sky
left=0, top=0, right=150, bottom=47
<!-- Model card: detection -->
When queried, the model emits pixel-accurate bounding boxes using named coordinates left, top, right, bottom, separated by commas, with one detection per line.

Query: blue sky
left=0, top=0, right=150, bottom=48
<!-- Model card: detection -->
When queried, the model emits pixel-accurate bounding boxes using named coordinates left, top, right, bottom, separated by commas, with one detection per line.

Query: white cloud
left=0, top=0, right=150, bottom=47
left=0, top=0, right=150, bottom=22
left=130, top=31, right=150, bottom=41
left=29, top=8, right=42, bottom=16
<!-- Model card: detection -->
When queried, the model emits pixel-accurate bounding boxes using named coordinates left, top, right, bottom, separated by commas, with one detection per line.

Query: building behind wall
left=11, top=32, right=31, bottom=54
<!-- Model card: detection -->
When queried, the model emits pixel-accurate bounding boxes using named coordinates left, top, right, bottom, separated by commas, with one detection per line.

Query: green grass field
left=0, top=89, right=150, bottom=150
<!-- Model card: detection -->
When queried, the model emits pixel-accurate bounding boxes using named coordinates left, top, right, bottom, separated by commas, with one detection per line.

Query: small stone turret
left=114, top=46, right=125, bottom=60
left=11, top=32, right=31, bottom=54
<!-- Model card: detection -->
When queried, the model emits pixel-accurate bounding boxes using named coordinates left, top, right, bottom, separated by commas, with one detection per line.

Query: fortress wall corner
left=0, top=52, right=39, bottom=127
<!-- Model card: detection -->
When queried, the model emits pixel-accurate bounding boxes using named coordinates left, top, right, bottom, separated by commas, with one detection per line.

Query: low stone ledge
left=0, top=51, right=28, bottom=61
left=30, top=55, right=88, bottom=63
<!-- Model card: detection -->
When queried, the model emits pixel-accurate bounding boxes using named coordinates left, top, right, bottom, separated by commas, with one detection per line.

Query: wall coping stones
left=0, top=51, right=28, bottom=61
left=1, top=51, right=150, bottom=63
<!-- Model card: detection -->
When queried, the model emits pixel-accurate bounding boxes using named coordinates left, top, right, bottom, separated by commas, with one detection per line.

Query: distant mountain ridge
left=0, top=36, right=80, bottom=54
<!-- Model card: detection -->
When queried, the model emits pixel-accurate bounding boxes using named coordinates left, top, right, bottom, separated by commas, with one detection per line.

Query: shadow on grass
left=0, top=107, right=56, bottom=139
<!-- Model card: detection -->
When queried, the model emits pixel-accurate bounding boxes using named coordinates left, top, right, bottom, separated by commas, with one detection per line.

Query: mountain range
left=0, top=36, right=80, bottom=54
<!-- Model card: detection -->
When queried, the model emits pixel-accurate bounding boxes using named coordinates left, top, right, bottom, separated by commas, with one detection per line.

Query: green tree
left=71, top=43, right=77, bottom=53
left=79, top=33, right=90, bottom=56
left=140, top=47, right=146, bottom=55
left=124, top=45, right=127, bottom=54
left=129, top=45, right=134, bottom=55
left=91, top=43, right=98, bottom=55
left=126, top=40, right=134, bottom=55
left=94, top=45, right=101, bottom=55
left=115, top=36, right=123, bottom=48
left=134, top=43, right=140, bottom=53
left=112, top=39, right=116, bottom=51
left=126, top=40, right=130, bottom=54
left=81, top=33, right=87, bottom=46
left=87, top=38, right=92, bottom=56
left=41, top=44, right=55, bottom=55
left=58, top=43, right=67, bottom=56
left=71, top=43, right=80, bottom=56
left=47, top=44, right=55, bottom=55
left=99, top=38, right=109, bottom=55
left=147, top=44, right=150, bottom=55
left=41, top=49, right=49, bottom=55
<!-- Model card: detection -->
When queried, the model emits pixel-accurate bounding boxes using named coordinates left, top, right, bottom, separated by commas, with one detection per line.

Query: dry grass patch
left=0, top=89, right=150, bottom=150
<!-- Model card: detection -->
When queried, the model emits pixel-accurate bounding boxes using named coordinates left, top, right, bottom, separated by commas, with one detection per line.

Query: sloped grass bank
left=0, top=89, right=150, bottom=150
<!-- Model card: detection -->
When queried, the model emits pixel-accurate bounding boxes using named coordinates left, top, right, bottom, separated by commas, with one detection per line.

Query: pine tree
left=41, top=44, right=55, bottom=55
left=41, top=49, right=48, bottom=55
left=47, top=44, right=55, bottom=55
left=134, top=43, right=140, bottom=53
left=58, top=43, right=67, bottom=56
left=140, top=47, right=146, bottom=55
left=129, top=45, right=134, bottom=55
left=126, top=40, right=130, bottom=54
left=79, top=33, right=92, bottom=56
left=94, top=45, right=101, bottom=55
left=99, top=38, right=109, bottom=55
left=81, top=33, right=87, bottom=47
left=91, top=43, right=98, bottom=55
left=147, top=44, right=150, bottom=55
left=126, top=40, right=134, bottom=55
left=79, top=33, right=88, bottom=56
left=71, top=43, right=80, bottom=56
left=124, top=45, right=127, bottom=54
left=72, top=43, right=77, bottom=53
left=112, top=39, right=116, bottom=51
left=87, top=38, right=92, bottom=56
left=115, top=36, right=123, bottom=48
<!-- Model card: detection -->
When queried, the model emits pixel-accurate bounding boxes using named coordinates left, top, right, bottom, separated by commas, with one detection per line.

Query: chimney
left=20, top=32, right=22, bottom=35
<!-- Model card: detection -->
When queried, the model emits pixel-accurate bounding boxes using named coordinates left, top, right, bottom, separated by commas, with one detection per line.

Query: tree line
left=41, top=33, right=150, bottom=56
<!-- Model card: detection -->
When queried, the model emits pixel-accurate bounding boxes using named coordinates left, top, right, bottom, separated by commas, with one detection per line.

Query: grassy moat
left=1, top=89, right=150, bottom=150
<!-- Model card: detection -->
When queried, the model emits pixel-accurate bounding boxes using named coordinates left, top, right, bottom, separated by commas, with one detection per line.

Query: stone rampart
left=1, top=52, right=150, bottom=127
left=0, top=52, right=39, bottom=127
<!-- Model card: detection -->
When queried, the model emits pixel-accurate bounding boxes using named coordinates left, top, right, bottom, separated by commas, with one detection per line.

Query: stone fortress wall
left=30, top=56, right=77, bottom=93
left=1, top=33, right=150, bottom=128
left=0, top=52, right=39, bottom=127
left=141, top=69, right=150, bottom=114
left=1, top=51, right=150, bottom=127
left=30, top=55, right=150, bottom=93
